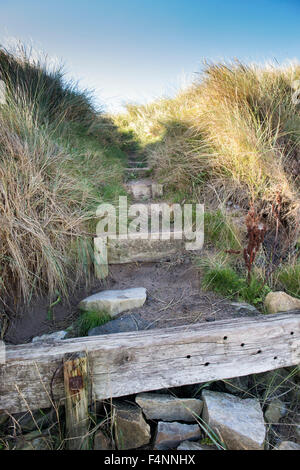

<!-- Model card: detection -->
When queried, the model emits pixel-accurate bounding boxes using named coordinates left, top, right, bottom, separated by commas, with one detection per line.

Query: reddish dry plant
left=244, top=205, right=267, bottom=284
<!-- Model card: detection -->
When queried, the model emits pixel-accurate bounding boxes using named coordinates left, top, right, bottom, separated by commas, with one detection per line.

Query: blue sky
left=0, top=0, right=300, bottom=112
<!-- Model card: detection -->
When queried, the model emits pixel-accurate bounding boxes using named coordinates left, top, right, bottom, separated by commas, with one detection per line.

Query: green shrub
left=239, top=277, right=271, bottom=306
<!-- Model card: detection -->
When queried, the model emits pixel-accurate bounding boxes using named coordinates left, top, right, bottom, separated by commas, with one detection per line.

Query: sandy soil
left=5, top=253, right=261, bottom=345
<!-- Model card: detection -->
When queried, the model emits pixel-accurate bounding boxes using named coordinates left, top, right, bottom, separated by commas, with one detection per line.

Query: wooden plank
left=63, top=352, right=89, bottom=450
left=94, top=236, right=108, bottom=279
left=0, top=312, right=300, bottom=414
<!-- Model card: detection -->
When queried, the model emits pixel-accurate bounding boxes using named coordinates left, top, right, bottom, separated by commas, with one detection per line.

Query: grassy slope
left=114, top=61, right=300, bottom=303
left=0, top=47, right=129, bottom=318
left=115, top=61, right=300, bottom=217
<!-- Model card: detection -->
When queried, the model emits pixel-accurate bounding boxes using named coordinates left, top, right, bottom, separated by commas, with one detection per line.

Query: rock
left=264, top=291, right=300, bottom=314
left=264, top=399, right=286, bottom=424
left=202, top=390, right=266, bottom=450
left=14, top=409, right=58, bottom=433
left=177, top=441, right=211, bottom=450
left=154, top=421, right=201, bottom=450
left=114, top=404, right=151, bottom=450
left=89, top=314, right=148, bottom=336
left=230, top=302, right=260, bottom=316
left=79, top=287, right=147, bottom=317
left=276, top=441, right=300, bottom=450
left=15, top=430, right=52, bottom=450
left=94, top=430, right=114, bottom=450
left=135, top=393, right=203, bottom=422
left=32, top=331, right=67, bottom=343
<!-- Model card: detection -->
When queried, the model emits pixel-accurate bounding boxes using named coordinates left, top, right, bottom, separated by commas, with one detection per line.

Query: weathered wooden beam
left=63, top=352, right=89, bottom=450
left=0, top=312, right=299, bottom=414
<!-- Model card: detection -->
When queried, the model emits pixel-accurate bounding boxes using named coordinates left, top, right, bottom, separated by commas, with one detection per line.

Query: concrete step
left=95, top=230, right=202, bottom=268
left=125, top=167, right=152, bottom=179
left=127, top=203, right=177, bottom=226
left=94, top=221, right=203, bottom=270
left=107, top=231, right=185, bottom=264
left=126, top=179, right=163, bottom=200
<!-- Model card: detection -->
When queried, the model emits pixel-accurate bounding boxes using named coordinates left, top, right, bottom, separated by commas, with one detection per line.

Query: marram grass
left=0, top=45, right=127, bottom=315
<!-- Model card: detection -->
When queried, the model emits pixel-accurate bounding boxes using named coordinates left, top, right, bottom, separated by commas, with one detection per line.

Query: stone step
left=79, top=287, right=147, bottom=317
left=135, top=393, right=203, bottom=422
left=107, top=231, right=185, bottom=264
left=126, top=179, right=163, bottom=200
left=127, top=160, right=148, bottom=168
left=94, top=223, right=203, bottom=270
left=125, top=167, right=152, bottom=179
left=127, top=154, right=147, bottom=161
left=127, top=202, right=176, bottom=222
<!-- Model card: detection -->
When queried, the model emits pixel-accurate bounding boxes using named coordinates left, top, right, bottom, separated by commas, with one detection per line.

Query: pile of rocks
left=108, top=390, right=267, bottom=450
left=92, top=371, right=300, bottom=451
left=1, top=367, right=300, bottom=450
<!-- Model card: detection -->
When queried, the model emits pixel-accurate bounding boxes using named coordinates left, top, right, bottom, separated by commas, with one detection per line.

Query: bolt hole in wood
left=256, top=350, right=262, bottom=354
left=290, top=331, right=294, bottom=335
left=186, top=355, right=191, bottom=359
left=1, top=312, right=300, bottom=417
left=204, top=362, right=210, bottom=366
left=223, top=336, right=228, bottom=340
left=241, top=343, right=245, bottom=347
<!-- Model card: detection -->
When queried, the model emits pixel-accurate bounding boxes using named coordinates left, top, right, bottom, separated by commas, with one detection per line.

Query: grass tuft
left=198, top=254, right=271, bottom=306
left=204, top=209, right=243, bottom=251
left=76, top=310, right=111, bottom=337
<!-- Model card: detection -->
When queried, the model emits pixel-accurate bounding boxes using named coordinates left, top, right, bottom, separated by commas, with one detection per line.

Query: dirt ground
left=5, top=253, right=261, bottom=345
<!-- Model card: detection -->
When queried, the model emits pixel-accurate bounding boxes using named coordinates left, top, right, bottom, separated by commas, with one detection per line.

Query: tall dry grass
left=115, top=61, right=300, bottom=237
left=0, top=46, right=126, bottom=315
